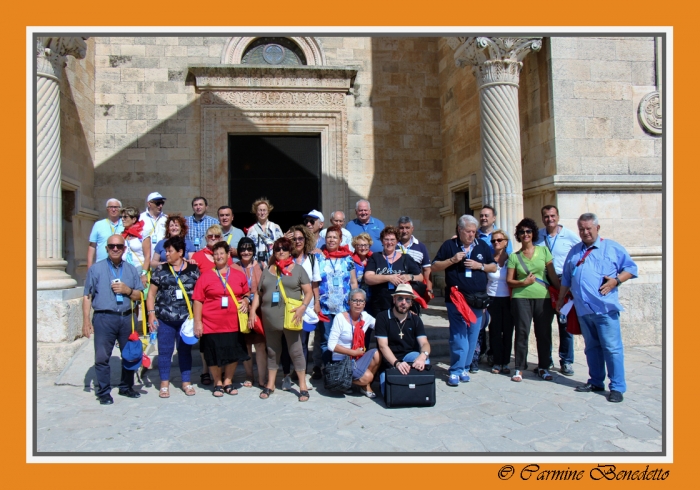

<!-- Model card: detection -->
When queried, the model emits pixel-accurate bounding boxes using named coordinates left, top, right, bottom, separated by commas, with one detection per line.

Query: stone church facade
left=35, top=35, right=663, bottom=371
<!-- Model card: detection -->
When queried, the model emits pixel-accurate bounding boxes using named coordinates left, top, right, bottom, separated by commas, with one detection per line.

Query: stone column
left=447, top=37, right=542, bottom=237
left=36, top=37, right=87, bottom=290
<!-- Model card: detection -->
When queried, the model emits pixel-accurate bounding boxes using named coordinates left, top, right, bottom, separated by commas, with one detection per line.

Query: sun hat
left=390, top=284, right=418, bottom=297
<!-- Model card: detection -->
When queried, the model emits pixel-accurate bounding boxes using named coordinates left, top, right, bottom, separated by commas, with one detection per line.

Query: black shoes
left=98, top=394, right=114, bottom=405
left=608, top=390, right=624, bottom=403
left=575, top=383, right=605, bottom=393
left=312, top=366, right=323, bottom=380
left=118, top=388, right=141, bottom=398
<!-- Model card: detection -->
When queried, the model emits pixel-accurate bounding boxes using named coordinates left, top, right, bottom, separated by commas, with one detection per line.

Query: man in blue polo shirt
left=557, top=213, right=637, bottom=403
left=87, top=198, right=124, bottom=268
left=535, top=204, right=581, bottom=376
left=346, top=199, right=385, bottom=253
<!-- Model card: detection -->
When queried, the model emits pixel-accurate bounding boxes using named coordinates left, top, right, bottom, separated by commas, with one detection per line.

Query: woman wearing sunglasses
left=232, top=237, right=267, bottom=388
left=146, top=236, right=200, bottom=398
left=506, top=218, right=560, bottom=382
left=486, top=230, right=515, bottom=375
left=192, top=241, right=251, bottom=397
left=249, top=237, right=313, bottom=401
left=120, top=206, right=151, bottom=288
left=191, top=224, right=233, bottom=272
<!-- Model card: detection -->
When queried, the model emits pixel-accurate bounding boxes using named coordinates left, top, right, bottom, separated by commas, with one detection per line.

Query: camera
left=256, top=251, right=268, bottom=263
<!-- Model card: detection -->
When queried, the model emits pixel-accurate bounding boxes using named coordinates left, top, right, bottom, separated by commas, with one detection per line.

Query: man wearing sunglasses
left=87, top=198, right=124, bottom=268
left=375, top=284, right=431, bottom=395
left=82, top=235, right=145, bottom=405
left=535, top=205, right=581, bottom=376
left=303, top=209, right=325, bottom=250
left=140, top=192, right=168, bottom=256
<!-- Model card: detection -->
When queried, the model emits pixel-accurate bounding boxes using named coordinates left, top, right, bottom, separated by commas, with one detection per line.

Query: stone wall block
left=604, top=139, right=654, bottom=158
left=577, top=38, right=617, bottom=60
left=584, top=117, right=612, bottom=138
left=549, top=37, right=579, bottom=59
left=120, top=45, right=146, bottom=57
left=37, top=295, right=83, bottom=343
left=187, top=45, right=209, bottom=57
left=615, top=39, right=654, bottom=61
left=590, top=60, right=631, bottom=82
left=37, top=338, right=88, bottom=373
left=552, top=59, right=590, bottom=80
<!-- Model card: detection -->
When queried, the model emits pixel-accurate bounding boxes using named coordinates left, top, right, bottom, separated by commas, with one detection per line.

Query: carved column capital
left=36, top=37, right=88, bottom=80
left=448, top=36, right=542, bottom=88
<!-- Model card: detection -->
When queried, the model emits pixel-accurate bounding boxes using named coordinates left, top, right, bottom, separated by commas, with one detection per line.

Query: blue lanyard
left=216, top=268, right=230, bottom=294
left=383, top=251, right=397, bottom=272
left=243, top=265, right=253, bottom=289
left=108, top=260, right=123, bottom=281
left=330, top=257, right=341, bottom=273
left=169, top=261, right=185, bottom=282
left=545, top=232, right=558, bottom=252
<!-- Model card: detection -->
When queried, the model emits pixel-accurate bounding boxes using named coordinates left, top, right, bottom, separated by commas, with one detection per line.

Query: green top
left=507, top=246, right=554, bottom=299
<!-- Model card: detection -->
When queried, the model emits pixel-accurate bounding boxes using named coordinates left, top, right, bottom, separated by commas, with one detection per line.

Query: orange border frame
left=5, top=0, right=688, bottom=486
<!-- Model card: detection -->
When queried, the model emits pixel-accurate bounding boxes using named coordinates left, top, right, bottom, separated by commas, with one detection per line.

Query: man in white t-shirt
left=319, top=211, right=354, bottom=251
left=140, top=192, right=168, bottom=257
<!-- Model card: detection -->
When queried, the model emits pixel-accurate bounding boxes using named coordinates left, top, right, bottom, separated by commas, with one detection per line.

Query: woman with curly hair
left=152, top=214, right=195, bottom=266
left=506, top=218, right=560, bottom=383
left=246, top=197, right=284, bottom=265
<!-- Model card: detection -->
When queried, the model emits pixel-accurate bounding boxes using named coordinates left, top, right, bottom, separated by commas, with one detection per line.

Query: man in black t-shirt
left=375, top=284, right=431, bottom=394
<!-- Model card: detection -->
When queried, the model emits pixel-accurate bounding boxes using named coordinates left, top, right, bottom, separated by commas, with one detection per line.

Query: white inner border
left=26, top=25, right=673, bottom=465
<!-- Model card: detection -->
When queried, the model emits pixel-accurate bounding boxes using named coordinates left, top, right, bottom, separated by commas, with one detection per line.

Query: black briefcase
left=384, top=365, right=436, bottom=408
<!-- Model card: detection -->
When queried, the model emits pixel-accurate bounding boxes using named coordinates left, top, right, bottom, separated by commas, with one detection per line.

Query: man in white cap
left=87, top=198, right=124, bottom=268
left=140, top=192, right=168, bottom=255
left=374, top=284, right=431, bottom=394
left=303, top=209, right=325, bottom=250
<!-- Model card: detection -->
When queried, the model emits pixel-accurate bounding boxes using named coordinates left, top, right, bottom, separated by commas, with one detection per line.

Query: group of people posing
left=82, top=192, right=637, bottom=406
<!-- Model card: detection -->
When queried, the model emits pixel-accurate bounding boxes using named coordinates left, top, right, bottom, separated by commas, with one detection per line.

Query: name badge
left=175, top=290, right=183, bottom=300
left=464, top=270, right=472, bottom=278
left=116, top=294, right=124, bottom=304
left=272, top=292, right=280, bottom=306
left=388, top=282, right=395, bottom=290
left=222, top=296, right=229, bottom=308
left=194, top=237, right=200, bottom=247
left=332, top=276, right=340, bottom=287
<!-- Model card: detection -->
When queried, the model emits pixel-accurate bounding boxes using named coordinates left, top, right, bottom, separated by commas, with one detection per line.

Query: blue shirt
left=153, top=238, right=196, bottom=259
left=185, top=215, right=219, bottom=251
left=478, top=228, right=513, bottom=254
left=84, top=259, right=143, bottom=313
left=561, top=237, right=637, bottom=316
left=535, top=225, right=580, bottom=276
left=346, top=217, right=385, bottom=253
left=89, top=219, right=124, bottom=263
left=317, top=255, right=355, bottom=315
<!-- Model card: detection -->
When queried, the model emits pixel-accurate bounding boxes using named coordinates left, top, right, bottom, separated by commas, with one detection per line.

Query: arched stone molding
left=220, top=37, right=326, bottom=66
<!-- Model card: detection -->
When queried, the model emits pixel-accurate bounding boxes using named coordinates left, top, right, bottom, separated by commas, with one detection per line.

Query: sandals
left=243, top=379, right=253, bottom=388
left=212, top=385, right=224, bottom=397
left=259, top=387, right=274, bottom=399
left=511, top=370, right=523, bottom=382
left=159, top=386, right=170, bottom=398
left=359, top=388, right=376, bottom=398
left=200, top=373, right=212, bottom=386
left=182, top=384, right=196, bottom=396
left=223, top=384, right=238, bottom=395
left=298, top=390, right=310, bottom=402
left=537, top=369, right=553, bottom=381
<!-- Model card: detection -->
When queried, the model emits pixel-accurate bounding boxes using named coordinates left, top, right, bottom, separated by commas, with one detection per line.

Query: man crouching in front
left=82, top=234, right=144, bottom=405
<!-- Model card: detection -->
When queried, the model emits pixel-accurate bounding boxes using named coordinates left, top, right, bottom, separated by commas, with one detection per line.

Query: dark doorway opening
left=229, top=135, right=321, bottom=233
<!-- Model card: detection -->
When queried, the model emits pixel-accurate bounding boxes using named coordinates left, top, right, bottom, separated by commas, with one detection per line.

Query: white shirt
left=298, top=254, right=321, bottom=324
left=328, top=311, right=376, bottom=361
left=140, top=211, right=167, bottom=256
left=124, top=236, right=147, bottom=269
left=486, top=262, right=510, bottom=297
left=320, top=228, right=354, bottom=252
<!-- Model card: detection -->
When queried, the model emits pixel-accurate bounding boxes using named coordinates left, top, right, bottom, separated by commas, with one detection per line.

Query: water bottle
left=149, top=330, right=158, bottom=345
left=559, top=313, right=567, bottom=324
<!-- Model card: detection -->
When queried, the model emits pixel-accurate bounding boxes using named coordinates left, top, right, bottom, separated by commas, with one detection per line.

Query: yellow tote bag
left=225, top=283, right=250, bottom=334
left=278, top=276, right=303, bottom=331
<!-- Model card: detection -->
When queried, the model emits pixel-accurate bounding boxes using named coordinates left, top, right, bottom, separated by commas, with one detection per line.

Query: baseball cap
left=180, top=318, right=198, bottom=345
left=147, top=192, right=166, bottom=202
left=302, top=209, right=324, bottom=222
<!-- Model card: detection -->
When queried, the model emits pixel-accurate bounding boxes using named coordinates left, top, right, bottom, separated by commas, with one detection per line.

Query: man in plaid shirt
left=185, top=196, right=219, bottom=251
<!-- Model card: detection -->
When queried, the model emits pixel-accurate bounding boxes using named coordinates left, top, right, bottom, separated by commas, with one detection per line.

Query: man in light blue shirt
left=535, top=205, right=581, bottom=375
left=185, top=196, right=219, bottom=251
left=345, top=199, right=385, bottom=253
left=557, top=213, right=637, bottom=403
left=87, top=198, right=124, bottom=268
left=477, top=205, right=513, bottom=254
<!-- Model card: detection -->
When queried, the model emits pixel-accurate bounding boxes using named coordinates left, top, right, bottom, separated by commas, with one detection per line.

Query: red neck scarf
left=323, top=244, right=352, bottom=259
left=450, top=286, right=477, bottom=326
left=276, top=257, right=294, bottom=276
left=122, top=220, right=145, bottom=240
left=351, top=250, right=372, bottom=266
left=348, top=312, right=366, bottom=360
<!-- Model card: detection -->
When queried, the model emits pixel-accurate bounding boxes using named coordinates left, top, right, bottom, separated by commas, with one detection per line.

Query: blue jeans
left=92, top=312, right=135, bottom=397
left=379, top=351, right=431, bottom=395
left=578, top=311, right=626, bottom=393
left=553, top=314, right=575, bottom=365
left=446, top=302, right=483, bottom=377
left=156, top=318, right=192, bottom=383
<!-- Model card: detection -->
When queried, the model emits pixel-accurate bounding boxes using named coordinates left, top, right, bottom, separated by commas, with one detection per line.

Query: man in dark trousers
left=82, top=234, right=144, bottom=405
left=375, top=284, right=431, bottom=395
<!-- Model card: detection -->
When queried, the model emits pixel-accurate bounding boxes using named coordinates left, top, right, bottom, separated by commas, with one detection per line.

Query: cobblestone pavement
left=36, top=303, right=663, bottom=454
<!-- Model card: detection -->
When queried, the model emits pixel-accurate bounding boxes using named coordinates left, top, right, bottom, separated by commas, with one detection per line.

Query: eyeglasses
left=274, top=246, right=291, bottom=252
left=355, top=244, right=369, bottom=249
left=350, top=299, right=366, bottom=304
left=517, top=229, right=533, bottom=235
left=121, top=215, right=136, bottom=220
left=395, top=297, right=413, bottom=303
left=491, top=238, right=507, bottom=243
left=107, top=206, right=120, bottom=209
left=107, top=244, right=125, bottom=250
left=292, top=237, right=305, bottom=242
left=152, top=200, right=165, bottom=206
left=207, top=234, right=222, bottom=239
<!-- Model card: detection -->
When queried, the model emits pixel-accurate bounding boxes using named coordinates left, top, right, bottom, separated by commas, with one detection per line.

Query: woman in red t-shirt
left=193, top=241, right=251, bottom=397
left=191, top=224, right=233, bottom=273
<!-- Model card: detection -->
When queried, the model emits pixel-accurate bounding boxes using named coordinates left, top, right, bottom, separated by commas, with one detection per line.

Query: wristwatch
left=480, top=263, right=484, bottom=271
left=615, top=277, right=622, bottom=287
left=422, top=351, right=430, bottom=359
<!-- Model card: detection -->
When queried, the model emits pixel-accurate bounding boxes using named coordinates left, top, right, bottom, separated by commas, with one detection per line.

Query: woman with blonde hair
left=246, top=197, right=283, bottom=265
left=486, top=229, right=515, bottom=375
